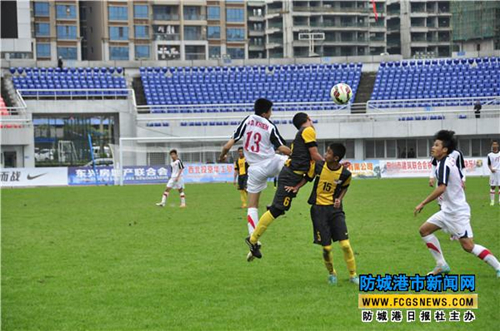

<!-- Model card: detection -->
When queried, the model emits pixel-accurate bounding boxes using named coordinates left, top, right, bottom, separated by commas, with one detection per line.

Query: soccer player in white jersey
left=156, top=149, right=186, bottom=208
left=487, top=140, right=500, bottom=206
left=415, top=130, right=500, bottom=278
left=429, top=149, right=466, bottom=188
left=218, top=98, right=291, bottom=257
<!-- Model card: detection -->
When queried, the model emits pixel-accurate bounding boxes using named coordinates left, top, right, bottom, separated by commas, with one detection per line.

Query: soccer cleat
left=245, top=236, right=262, bottom=260
left=328, top=274, right=337, bottom=285
left=497, top=269, right=500, bottom=278
left=246, top=251, right=255, bottom=262
left=156, top=202, right=165, bottom=207
left=180, top=204, right=186, bottom=208
left=490, top=201, right=495, bottom=206
left=427, top=264, right=451, bottom=275
left=349, top=276, right=359, bottom=285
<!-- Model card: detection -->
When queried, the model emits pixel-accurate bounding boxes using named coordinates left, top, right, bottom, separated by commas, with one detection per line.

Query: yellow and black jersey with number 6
left=307, top=161, right=352, bottom=206
left=285, top=126, right=317, bottom=172
left=234, top=157, right=249, bottom=176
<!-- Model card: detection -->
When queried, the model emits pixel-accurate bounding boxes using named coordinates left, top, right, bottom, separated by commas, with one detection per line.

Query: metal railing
left=136, top=101, right=350, bottom=115
left=152, top=14, right=180, bottom=21
left=153, top=33, right=180, bottom=41
left=135, top=108, right=500, bottom=127
left=17, top=88, right=131, bottom=100
left=367, top=96, right=500, bottom=110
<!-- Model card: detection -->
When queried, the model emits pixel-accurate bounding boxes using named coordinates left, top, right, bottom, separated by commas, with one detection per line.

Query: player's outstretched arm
left=285, top=177, right=308, bottom=194
left=414, top=184, right=447, bottom=216
left=308, top=146, right=324, bottom=162
left=219, top=138, right=235, bottom=162
left=277, top=145, right=292, bottom=156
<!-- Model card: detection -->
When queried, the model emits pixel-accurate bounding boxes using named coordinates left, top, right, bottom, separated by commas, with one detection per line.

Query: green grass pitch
left=1, top=177, right=499, bottom=330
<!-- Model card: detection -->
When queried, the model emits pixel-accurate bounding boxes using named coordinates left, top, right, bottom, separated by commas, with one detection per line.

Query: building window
left=57, top=47, right=77, bottom=60
left=56, top=5, right=77, bottom=19
left=184, top=26, right=202, bottom=40
left=108, top=6, right=128, bottom=21
left=152, top=5, right=179, bottom=20
left=183, top=6, right=202, bottom=20
left=227, top=47, right=244, bottom=59
left=207, top=6, right=220, bottom=20
left=135, top=45, right=150, bottom=59
left=110, top=46, right=129, bottom=60
left=34, top=2, right=50, bottom=17
left=36, top=43, right=51, bottom=58
left=134, top=5, right=148, bottom=19
left=209, top=46, right=221, bottom=59
left=207, top=26, right=220, bottom=39
left=185, top=45, right=206, bottom=60
left=35, top=23, right=50, bottom=37
left=134, top=26, right=149, bottom=38
left=109, top=27, right=129, bottom=40
left=56, top=25, right=77, bottom=39
left=226, top=8, right=244, bottom=22
left=227, top=28, right=245, bottom=41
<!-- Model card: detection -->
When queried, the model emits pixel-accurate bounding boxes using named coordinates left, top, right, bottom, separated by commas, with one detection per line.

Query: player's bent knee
left=419, top=226, right=430, bottom=237
left=269, top=206, right=284, bottom=218
left=461, top=242, right=474, bottom=253
left=339, top=240, right=351, bottom=251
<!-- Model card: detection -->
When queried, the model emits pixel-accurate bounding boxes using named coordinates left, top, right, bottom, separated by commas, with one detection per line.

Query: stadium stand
left=10, top=67, right=127, bottom=97
left=371, top=57, right=500, bottom=108
left=140, top=63, right=362, bottom=112
left=145, top=119, right=319, bottom=128
left=0, top=96, right=23, bottom=129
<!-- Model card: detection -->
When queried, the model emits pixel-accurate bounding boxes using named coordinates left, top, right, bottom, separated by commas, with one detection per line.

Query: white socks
left=422, top=234, right=447, bottom=266
left=247, top=207, right=259, bottom=236
left=471, top=244, right=500, bottom=270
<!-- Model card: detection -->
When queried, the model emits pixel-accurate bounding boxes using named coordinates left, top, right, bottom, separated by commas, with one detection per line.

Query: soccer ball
left=330, top=83, right=353, bottom=105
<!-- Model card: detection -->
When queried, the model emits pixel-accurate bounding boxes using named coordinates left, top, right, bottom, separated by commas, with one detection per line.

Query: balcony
left=248, top=29, right=265, bottom=37
left=249, top=44, right=265, bottom=51
left=266, top=22, right=283, bottom=34
left=185, top=52, right=206, bottom=60
left=184, top=33, right=206, bottom=41
left=152, top=14, right=180, bottom=21
left=266, top=37, right=283, bottom=48
left=294, top=6, right=371, bottom=14
left=153, top=33, right=180, bottom=41
left=184, top=14, right=206, bottom=21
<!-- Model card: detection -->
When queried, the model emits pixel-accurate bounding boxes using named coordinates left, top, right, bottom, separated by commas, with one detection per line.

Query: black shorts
left=237, top=175, right=248, bottom=190
left=271, top=167, right=304, bottom=211
left=310, top=205, right=349, bottom=246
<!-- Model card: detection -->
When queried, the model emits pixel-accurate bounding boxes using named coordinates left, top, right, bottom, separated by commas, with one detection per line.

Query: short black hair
left=254, top=98, right=273, bottom=115
left=169, top=149, right=177, bottom=155
left=328, top=143, right=346, bottom=161
left=434, top=130, right=456, bottom=154
left=237, top=147, right=244, bottom=151
left=292, top=112, right=309, bottom=130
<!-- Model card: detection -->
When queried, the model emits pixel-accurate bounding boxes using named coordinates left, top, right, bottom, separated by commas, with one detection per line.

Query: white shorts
left=166, top=177, right=185, bottom=190
left=247, top=155, right=287, bottom=194
left=490, top=171, right=500, bottom=186
left=426, top=210, right=473, bottom=238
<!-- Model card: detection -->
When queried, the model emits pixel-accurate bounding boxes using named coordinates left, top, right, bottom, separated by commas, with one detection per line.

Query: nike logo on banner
left=27, top=173, right=47, bottom=180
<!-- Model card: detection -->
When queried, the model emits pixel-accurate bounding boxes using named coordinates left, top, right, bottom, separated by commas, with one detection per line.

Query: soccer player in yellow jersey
left=288, top=143, right=358, bottom=285
left=245, top=112, right=324, bottom=261
left=234, top=147, right=249, bottom=208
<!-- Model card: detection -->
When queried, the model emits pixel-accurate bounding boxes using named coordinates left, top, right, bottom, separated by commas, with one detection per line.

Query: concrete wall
left=1, top=0, right=33, bottom=58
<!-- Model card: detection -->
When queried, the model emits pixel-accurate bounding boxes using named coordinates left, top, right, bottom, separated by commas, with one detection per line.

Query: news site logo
left=358, top=274, right=478, bottom=324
